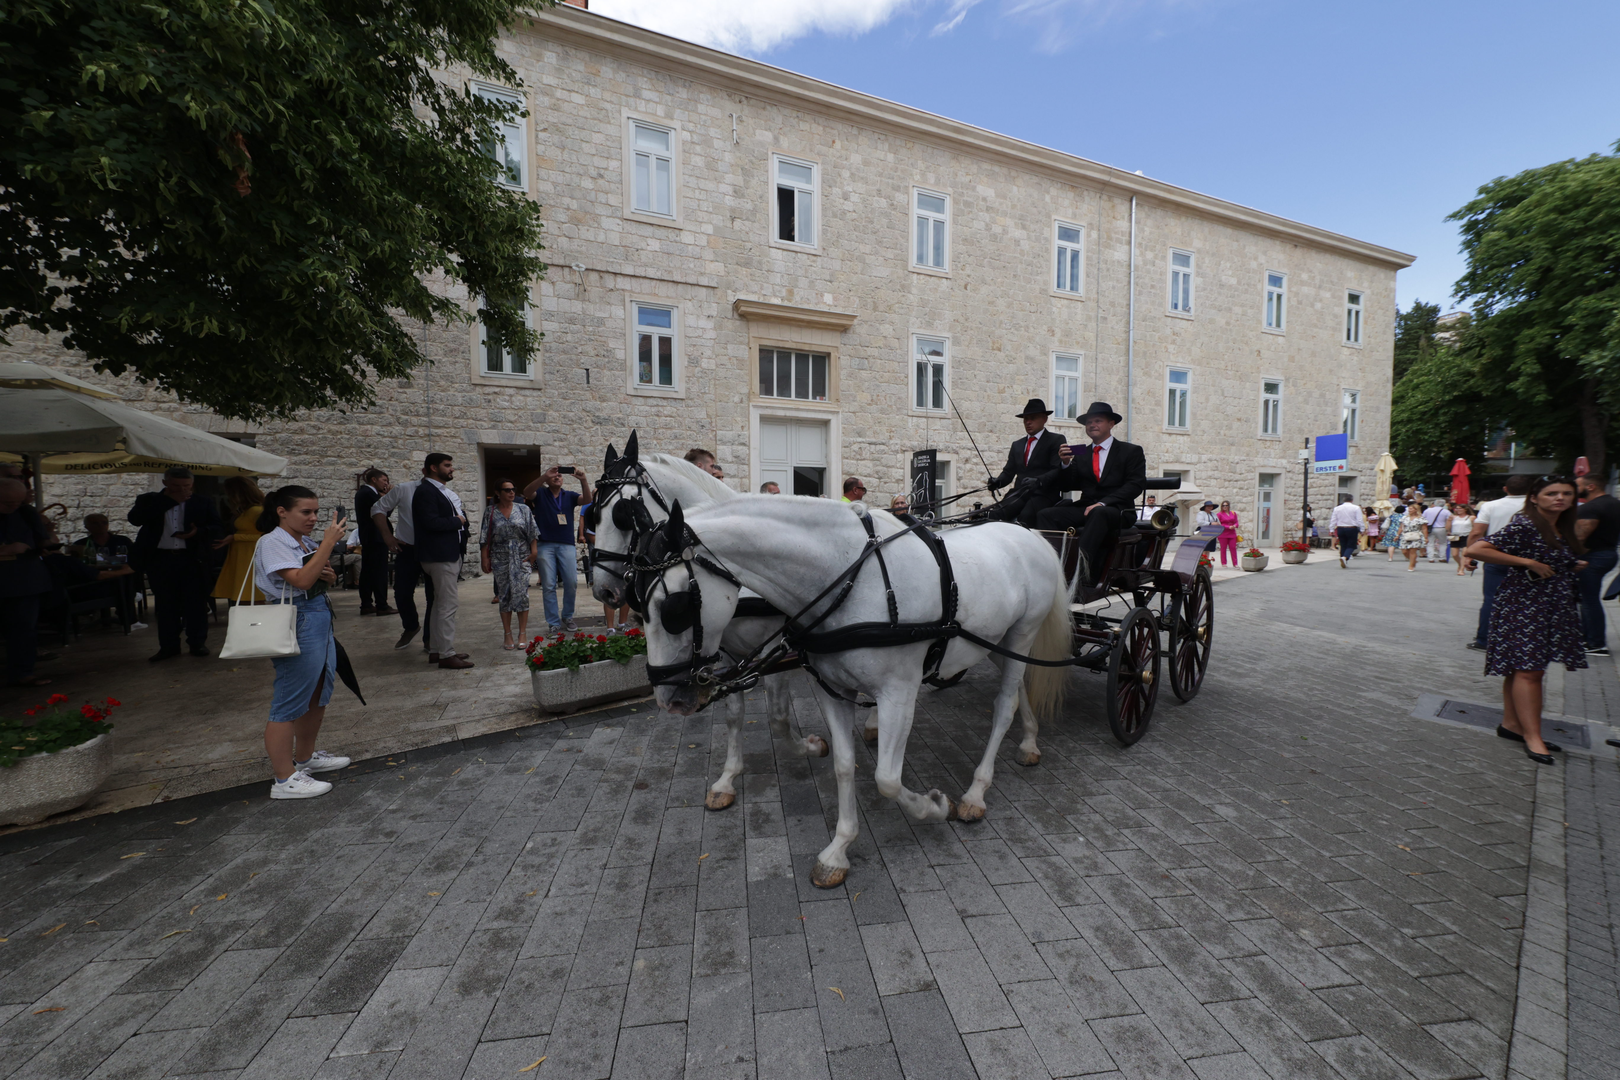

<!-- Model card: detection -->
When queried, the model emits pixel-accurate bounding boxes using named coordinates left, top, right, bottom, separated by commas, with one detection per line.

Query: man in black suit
left=1035, top=402, right=1146, bottom=585
left=128, top=466, right=223, bottom=661
left=354, top=468, right=395, bottom=616
left=412, top=453, right=473, bottom=670
left=988, top=398, right=1068, bottom=526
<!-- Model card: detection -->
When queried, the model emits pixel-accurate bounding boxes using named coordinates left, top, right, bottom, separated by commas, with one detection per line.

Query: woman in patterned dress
left=1398, top=500, right=1428, bottom=571
left=479, top=482, right=539, bottom=650
left=1382, top=504, right=1404, bottom=560
left=1465, top=476, right=1587, bottom=764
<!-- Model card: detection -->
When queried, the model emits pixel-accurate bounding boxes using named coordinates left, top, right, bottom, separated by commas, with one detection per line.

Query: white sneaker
left=130, top=621, right=148, bottom=630
left=270, top=771, right=332, bottom=799
left=296, top=750, right=351, bottom=773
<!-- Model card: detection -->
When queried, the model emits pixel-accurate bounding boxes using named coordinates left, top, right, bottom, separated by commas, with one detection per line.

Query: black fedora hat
left=1015, top=398, right=1053, bottom=418
left=1078, top=401, right=1123, bottom=423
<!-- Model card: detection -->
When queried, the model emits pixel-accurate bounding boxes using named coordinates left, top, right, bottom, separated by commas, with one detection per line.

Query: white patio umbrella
left=0, top=389, right=286, bottom=477
left=0, top=359, right=122, bottom=400
left=1373, top=452, right=1398, bottom=501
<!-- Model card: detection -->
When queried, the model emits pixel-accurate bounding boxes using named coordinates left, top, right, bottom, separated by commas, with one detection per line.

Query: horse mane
left=643, top=453, right=738, bottom=503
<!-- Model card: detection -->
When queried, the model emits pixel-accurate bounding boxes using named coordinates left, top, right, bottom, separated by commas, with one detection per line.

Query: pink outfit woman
left=1217, top=510, right=1240, bottom=565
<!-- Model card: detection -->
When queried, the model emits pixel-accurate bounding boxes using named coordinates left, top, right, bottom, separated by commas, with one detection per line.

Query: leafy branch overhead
left=1, top=0, right=549, bottom=420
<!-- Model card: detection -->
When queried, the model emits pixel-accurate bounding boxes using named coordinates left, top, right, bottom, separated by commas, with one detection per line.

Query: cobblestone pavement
left=0, top=554, right=1601, bottom=1079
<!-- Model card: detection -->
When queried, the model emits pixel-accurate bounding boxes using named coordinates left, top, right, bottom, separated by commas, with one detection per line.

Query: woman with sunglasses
left=1465, top=475, right=1588, bottom=764
left=480, top=481, right=540, bottom=649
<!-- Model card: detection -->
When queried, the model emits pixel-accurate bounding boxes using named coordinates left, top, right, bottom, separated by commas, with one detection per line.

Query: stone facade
left=8, top=6, right=1410, bottom=551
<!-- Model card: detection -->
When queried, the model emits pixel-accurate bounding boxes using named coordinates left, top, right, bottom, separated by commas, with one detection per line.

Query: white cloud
left=590, top=0, right=917, bottom=54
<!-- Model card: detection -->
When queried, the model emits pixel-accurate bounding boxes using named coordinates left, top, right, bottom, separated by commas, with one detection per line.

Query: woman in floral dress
left=1465, top=476, right=1587, bottom=764
left=1381, top=505, right=1403, bottom=560
left=479, top=482, right=540, bottom=650
left=1398, top=501, right=1428, bottom=571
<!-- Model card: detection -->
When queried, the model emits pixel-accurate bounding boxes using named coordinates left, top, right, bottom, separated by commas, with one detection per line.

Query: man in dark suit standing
left=354, top=468, right=395, bottom=616
left=128, top=466, right=223, bottom=661
left=1035, top=402, right=1146, bottom=586
left=412, top=453, right=473, bottom=670
left=988, top=398, right=1068, bottom=526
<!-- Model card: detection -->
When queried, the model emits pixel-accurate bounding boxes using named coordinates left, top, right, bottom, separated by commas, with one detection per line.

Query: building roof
left=521, top=6, right=1416, bottom=271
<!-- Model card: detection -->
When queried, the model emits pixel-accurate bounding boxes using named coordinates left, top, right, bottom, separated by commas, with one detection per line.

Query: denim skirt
left=268, top=594, right=336, bottom=723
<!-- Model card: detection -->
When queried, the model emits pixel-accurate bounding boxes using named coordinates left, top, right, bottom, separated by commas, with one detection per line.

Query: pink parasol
left=1449, top=459, right=1471, bottom=505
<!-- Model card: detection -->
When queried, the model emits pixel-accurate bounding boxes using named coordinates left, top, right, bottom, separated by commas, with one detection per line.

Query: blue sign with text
left=1314, top=433, right=1348, bottom=474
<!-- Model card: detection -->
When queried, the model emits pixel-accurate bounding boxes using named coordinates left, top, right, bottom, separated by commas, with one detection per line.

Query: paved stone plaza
left=2, top=554, right=1617, bottom=1079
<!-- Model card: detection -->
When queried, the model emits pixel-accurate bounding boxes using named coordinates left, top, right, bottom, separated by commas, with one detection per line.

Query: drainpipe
left=1125, top=195, right=1136, bottom=442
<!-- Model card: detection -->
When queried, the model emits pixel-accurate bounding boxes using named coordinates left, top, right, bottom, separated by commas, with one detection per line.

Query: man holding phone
left=128, top=466, right=223, bottom=662
left=1035, top=401, right=1146, bottom=587
left=524, top=464, right=593, bottom=632
left=988, top=398, right=1067, bottom=526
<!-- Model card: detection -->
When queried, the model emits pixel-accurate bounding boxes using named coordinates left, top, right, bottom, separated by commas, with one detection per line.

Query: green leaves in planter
left=525, top=629, right=647, bottom=673
left=1, top=696, right=120, bottom=768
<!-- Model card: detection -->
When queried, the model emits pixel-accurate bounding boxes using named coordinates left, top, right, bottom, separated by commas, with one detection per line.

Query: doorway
left=482, top=446, right=544, bottom=508
left=759, top=419, right=828, bottom=497
left=1257, top=473, right=1279, bottom=544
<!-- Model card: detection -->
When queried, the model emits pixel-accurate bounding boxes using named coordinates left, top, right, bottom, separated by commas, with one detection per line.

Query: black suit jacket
left=412, top=481, right=466, bottom=563
left=127, top=492, right=223, bottom=570
left=355, top=485, right=384, bottom=546
left=1044, top=439, right=1147, bottom=511
left=990, top=429, right=1067, bottom=491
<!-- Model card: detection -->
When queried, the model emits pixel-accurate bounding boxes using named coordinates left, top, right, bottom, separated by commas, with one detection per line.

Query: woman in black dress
left=1464, top=476, right=1587, bottom=764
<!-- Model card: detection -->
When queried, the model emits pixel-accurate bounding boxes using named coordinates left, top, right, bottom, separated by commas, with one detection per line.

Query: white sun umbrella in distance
left=0, top=388, right=287, bottom=477
left=0, top=359, right=122, bottom=400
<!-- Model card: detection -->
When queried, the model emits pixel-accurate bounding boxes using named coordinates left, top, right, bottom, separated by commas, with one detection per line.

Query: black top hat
left=1078, top=401, right=1123, bottom=423
left=1015, top=398, right=1053, bottom=418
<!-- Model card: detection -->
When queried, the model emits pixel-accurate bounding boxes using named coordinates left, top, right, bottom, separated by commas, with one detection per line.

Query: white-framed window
left=1054, top=222, right=1084, bottom=295
left=1052, top=353, right=1082, bottom=421
left=630, top=120, right=675, bottom=218
left=1264, top=271, right=1287, bottom=331
left=913, top=189, right=949, bottom=271
left=1344, top=290, right=1363, bottom=345
left=474, top=85, right=526, bottom=190
left=1169, top=249, right=1194, bottom=315
left=1342, top=388, right=1360, bottom=441
left=1260, top=378, right=1281, bottom=436
left=759, top=348, right=828, bottom=401
left=773, top=155, right=817, bottom=247
left=633, top=302, right=677, bottom=390
left=1165, top=368, right=1190, bottom=430
left=1257, top=472, right=1279, bottom=543
left=913, top=335, right=948, bottom=412
left=478, top=305, right=532, bottom=378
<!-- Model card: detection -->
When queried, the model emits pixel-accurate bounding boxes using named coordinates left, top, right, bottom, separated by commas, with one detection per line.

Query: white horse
left=639, top=495, right=1073, bottom=888
left=589, top=436, right=797, bottom=810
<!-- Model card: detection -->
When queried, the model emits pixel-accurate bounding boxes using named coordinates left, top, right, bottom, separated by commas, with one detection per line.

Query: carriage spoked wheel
left=1105, top=606, right=1161, bottom=746
left=1169, top=566, right=1214, bottom=702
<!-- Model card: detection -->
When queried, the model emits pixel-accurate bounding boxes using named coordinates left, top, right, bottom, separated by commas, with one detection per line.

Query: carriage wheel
left=1105, top=606, right=1161, bottom=746
left=1170, top=567, right=1214, bottom=702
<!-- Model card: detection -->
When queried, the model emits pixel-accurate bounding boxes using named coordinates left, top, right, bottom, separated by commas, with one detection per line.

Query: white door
left=759, top=419, right=828, bottom=496
left=1257, top=473, right=1279, bottom=544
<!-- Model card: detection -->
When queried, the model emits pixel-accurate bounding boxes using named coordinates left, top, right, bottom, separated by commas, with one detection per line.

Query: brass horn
left=1146, top=507, right=1179, bottom=531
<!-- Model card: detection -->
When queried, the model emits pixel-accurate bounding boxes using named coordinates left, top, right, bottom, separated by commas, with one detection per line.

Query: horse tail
left=1022, top=555, right=1073, bottom=722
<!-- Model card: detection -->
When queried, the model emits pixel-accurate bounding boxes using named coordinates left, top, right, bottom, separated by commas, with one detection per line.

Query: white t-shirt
left=254, top=527, right=315, bottom=598
left=372, top=479, right=420, bottom=544
left=1477, top=495, right=1526, bottom=536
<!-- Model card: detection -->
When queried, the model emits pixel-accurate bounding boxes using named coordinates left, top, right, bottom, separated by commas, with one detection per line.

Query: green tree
left=1449, top=142, right=1620, bottom=474
left=1392, top=300, right=1441, bottom=383
left=1390, top=331, right=1500, bottom=486
left=1, top=0, right=548, bottom=421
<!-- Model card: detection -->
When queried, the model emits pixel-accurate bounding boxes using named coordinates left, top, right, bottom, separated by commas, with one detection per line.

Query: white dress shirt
left=373, top=479, right=420, bottom=544
left=426, top=477, right=464, bottom=519
left=1329, top=502, right=1365, bottom=530
left=1089, top=436, right=1115, bottom=478
left=156, top=501, right=187, bottom=550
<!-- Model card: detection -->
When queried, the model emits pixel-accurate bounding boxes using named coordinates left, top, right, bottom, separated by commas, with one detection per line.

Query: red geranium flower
left=47, top=693, right=68, bottom=705
left=596, top=635, right=607, bottom=643
left=105, top=697, right=121, bottom=707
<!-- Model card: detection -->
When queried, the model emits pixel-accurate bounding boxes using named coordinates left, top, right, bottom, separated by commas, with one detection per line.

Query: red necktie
left=1025, top=436, right=1037, bottom=464
left=1092, top=446, right=1102, bottom=479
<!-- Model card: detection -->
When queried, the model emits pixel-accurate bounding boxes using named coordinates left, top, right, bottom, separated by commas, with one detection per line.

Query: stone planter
left=1281, top=550, right=1309, bottom=564
left=1240, top=554, right=1269, bottom=572
left=0, top=733, right=112, bottom=827
left=531, top=655, right=650, bottom=714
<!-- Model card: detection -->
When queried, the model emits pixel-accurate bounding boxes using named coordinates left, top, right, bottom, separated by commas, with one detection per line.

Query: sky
left=592, top=0, right=1620, bottom=314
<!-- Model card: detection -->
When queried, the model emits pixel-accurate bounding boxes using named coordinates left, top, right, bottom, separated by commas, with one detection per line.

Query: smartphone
left=559, top=466, right=576, bottom=476
left=337, top=504, right=348, bottom=522
left=1066, top=444, right=1088, bottom=455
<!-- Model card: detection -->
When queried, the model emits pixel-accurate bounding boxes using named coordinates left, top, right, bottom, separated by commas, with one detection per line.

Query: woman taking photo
left=1398, top=500, right=1428, bottom=570
left=254, top=486, right=350, bottom=799
left=1215, top=501, right=1240, bottom=566
left=1465, top=476, right=1587, bottom=764
left=480, top=481, right=540, bottom=649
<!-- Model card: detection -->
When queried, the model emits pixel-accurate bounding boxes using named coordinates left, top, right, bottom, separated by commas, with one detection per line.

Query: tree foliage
left=1448, top=142, right=1620, bottom=474
left=1389, top=319, right=1499, bottom=486
left=1, top=0, right=548, bottom=420
left=1392, top=299, right=1441, bottom=384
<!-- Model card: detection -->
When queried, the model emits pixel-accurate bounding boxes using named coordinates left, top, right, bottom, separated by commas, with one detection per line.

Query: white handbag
left=219, top=536, right=301, bottom=660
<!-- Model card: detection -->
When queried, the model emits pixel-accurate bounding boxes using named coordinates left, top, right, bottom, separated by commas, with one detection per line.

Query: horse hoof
left=811, top=861, right=847, bottom=889
left=862, top=727, right=879, bottom=745
left=937, top=791, right=961, bottom=821
left=1017, top=750, right=1041, bottom=767
left=704, top=790, right=735, bottom=811
left=955, top=801, right=985, bottom=823
left=804, top=735, right=829, bottom=758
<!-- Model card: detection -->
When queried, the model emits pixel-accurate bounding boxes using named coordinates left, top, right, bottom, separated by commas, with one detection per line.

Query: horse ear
left=624, top=430, right=639, bottom=464
left=666, top=500, right=684, bottom=546
left=604, top=443, right=618, bottom=469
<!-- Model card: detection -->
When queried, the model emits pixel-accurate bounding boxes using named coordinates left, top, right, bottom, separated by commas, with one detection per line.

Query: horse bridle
left=631, top=513, right=744, bottom=687
left=588, top=460, right=667, bottom=608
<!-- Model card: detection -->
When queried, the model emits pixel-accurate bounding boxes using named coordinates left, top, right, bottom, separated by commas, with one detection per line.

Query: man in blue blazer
left=412, top=453, right=473, bottom=669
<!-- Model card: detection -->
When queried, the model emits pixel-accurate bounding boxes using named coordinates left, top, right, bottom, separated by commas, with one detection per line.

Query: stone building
left=10, top=4, right=1412, bottom=550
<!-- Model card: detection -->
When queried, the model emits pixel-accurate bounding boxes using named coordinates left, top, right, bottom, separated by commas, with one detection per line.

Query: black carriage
left=1036, top=477, right=1216, bottom=747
